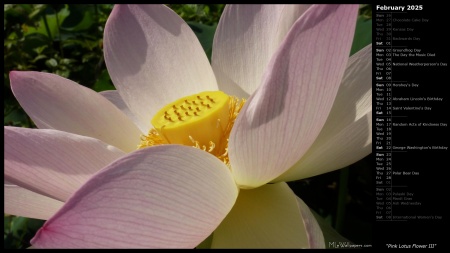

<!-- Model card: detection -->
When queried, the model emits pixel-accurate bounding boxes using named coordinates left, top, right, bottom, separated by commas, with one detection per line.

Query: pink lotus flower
left=4, top=4, right=372, bottom=248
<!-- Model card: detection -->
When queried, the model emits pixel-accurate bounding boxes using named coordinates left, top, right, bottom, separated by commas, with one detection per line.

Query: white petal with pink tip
left=212, top=4, right=311, bottom=98
left=5, top=126, right=125, bottom=202
left=229, top=5, right=359, bottom=188
left=9, top=71, right=142, bottom=153
left=100, top=90, right=146, bottom=133
left=104, top=5, right=217, bottom=132
left=275, top=45, right=372, bottom=182
left=5, top=184, right=64, bottom=220
left=31, top=145, right=238, bottom=248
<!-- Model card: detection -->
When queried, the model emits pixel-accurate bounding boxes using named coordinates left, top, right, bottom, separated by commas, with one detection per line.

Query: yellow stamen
left=137, top=129, right=167, bottom=149
left=138, top=90, right=245, bottom=166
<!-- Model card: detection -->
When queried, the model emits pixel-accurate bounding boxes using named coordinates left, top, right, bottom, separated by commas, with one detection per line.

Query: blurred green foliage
left=168, top=4, right=225, bottom=25
left=4, top=215, right=44, bottom=249
left=4, top=4, right=115, bottom=128
left=4, top=4, right=372, bottom=249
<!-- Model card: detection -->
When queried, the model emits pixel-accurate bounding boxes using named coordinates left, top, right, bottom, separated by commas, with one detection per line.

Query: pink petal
left=31, top=145, right=238, bottom=248
left=104, top=4, right=217, bottom=132
left=212, top=4, right=311, bottom=98
left=100, top=90, right=146, bottom=133
left=229, top=5, right=359, bottom=188
left=275, top=44, right=372, bottom=181
left=4, top=126, right=125, bottom=202
left=9, top=71, right=142, bottom=153
left=5, top=184, right=64, bottom=220
left=211, top=182, right=324, bottom=248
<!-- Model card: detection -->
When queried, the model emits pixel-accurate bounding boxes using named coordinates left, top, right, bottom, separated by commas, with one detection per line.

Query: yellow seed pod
left=151, top=91, right=230, bottom=147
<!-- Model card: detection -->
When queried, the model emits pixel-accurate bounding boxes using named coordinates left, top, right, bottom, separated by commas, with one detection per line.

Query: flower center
left=138, top=91, right=245, bottom=166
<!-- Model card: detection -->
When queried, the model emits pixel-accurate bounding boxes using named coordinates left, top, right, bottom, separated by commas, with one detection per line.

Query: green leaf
left=60, top=5, right=95, bottom=32
left=4, top=215, right=12, bottom=233
left=11, top=217, right=28, bottom=237
left=26, top=218, right=45, bottom=232
left=45, top=58, right=58, bottom=68
left=23, top=33, right=51, bottom=55
left=23, top=5, right=70, bottom=39
left=350, top=15, right=372, bottom=56
left=4, top=108, right=30, bottom=127
left=28, top=4, right=48, bottom=20
left=93, top=69, right=115, bottom=92
left=187, top=21, right=217, bottom=62
left=55, top=69, right=70, bottom=78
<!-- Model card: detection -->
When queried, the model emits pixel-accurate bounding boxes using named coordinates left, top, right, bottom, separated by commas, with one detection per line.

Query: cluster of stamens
left=138, top=91, right=245, bottom=167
